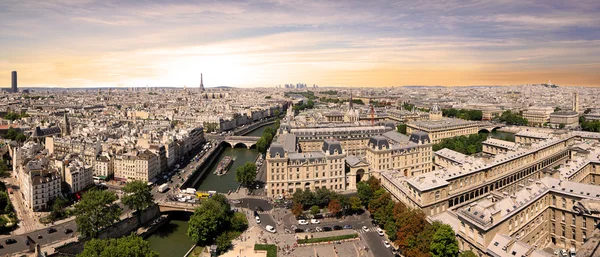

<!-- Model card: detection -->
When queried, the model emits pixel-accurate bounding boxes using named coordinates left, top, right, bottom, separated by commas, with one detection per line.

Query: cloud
left=0, top=0, right=599, bottom=87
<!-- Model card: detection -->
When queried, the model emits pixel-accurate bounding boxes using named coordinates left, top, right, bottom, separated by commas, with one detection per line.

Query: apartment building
left=64, top=158, right=94, bottom=193
left=113, top=149, right=159, bottom=182
left=279, top=123, right=391, bottom=156
left=406, top=114, right=481, bottom=144
left=380, top=133, right=573, bottom=216
left=266, top=136, right=350, bottom=197
left=365, top=130, right=433, bottom=177
left=13, top=142, right=61, bottom=212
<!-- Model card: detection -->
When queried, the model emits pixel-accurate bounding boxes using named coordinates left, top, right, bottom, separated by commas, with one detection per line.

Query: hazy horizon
left=2, top=0, right=600, bottom=88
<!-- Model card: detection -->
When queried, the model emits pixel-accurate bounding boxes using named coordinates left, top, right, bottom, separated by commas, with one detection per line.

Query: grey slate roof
left=322, top=140, right=343, bottom=155
left=409, top=131, right=430, bottom=144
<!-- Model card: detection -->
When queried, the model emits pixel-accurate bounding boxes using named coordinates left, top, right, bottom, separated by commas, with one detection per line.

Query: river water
left=489, top=130, right=515, bottom=142
left=146, top=123, right=275, bottom=256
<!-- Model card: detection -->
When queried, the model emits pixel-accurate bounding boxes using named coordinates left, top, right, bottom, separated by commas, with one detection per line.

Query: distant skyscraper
left=200, top=73, right=205, bottom=91
left=11, top=71, right=17, bottom=93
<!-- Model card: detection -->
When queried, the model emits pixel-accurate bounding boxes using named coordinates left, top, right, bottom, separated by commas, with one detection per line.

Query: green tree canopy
left=187, top=194, right=231, bottom=245
left=235, top=162, right=257, bottom=186
left=122, top=180, right=155, bottom=214
left=74, top=189, right=122, bottom=238
left=430, top=224, right=459, bottom=257
left=356, top=181, right=373, bottom=206
left=349, top=196, right=362, bottom=212
left=256, top=137, right=268, bottom=154
left=78, top=234, right=158, bottom=257
left=310, top=205, right=320, bottom=215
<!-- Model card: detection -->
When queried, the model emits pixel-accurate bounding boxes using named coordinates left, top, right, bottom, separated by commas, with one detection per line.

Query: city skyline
left=1, top=0, right=600, bottom=88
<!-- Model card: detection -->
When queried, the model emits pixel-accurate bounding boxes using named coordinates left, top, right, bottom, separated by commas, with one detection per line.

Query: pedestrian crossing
left=356, top=227, right=380, bottom=234
left=256, top=210, right=272, bottom=215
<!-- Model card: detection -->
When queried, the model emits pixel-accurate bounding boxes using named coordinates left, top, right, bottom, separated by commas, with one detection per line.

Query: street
left=231, top=196, right=392, bottom=256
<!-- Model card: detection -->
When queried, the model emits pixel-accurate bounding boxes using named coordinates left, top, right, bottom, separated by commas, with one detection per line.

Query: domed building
left=429, top=104, right=442, bottom=121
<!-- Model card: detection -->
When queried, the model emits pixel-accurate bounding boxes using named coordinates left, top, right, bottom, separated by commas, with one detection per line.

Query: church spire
left=349, top=91, right=353, bottom=109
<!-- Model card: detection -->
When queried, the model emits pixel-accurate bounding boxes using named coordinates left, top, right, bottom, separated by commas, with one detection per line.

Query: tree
left=395, top=209, right=428, bottom=252
left=230, top=212, right=248, bottom=232
left=555, top=106, right=561, bottom=112
left=310, top=205, right=320, bottom=215
left=292, top=203, right=303, bottom=217
left=307, top=100, right=314, bottom=109
left=74, top=189, right=122, bottom=238
left=357, top=181, right=373, bottom=206
left=430, top=224, right=459, bottom=257
left=215, top=232, right=232, bottom=254
left=274, top=109, right=281, bottom=117
left=327, top=199, right=342, bottom=216
left=49, top=196, right=69, bottom=221
left=349, top=196, right=362, bottom=213
left=397, top=124, right=407, bottom=135
left=384, top=220, right=398, bottom=241
left=122, top=180, right=154, bottom=214
left=78, top=234, right=158, bottom=257
left=314, top=187, right=332, bottom=207
left=256, top=137, right=268, bottom=154
left=559, top=123, right=565, bottom=129
left=235, top=162, right=257, bottom=186
left=187, top=195, right=230, bottom=245
left=367, top=176, right=381, bottom=191
left=459, top=250, right=478, bottom=257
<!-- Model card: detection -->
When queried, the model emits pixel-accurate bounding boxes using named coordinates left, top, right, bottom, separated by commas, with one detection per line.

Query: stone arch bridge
left=477, top=122, right=505, bottom=133
left=222, top=136, right=261, bottom=149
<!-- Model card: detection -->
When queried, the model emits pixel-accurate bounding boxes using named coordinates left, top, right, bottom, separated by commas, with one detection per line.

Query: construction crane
left=370, top=104, right=375, bottom=126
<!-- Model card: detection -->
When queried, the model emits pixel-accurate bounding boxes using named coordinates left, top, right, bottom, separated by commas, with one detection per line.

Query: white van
left=255, top=216, right=261, bottom=224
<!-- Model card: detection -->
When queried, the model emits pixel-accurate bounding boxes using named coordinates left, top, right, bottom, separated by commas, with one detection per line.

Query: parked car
left=315, top=227, right=323, bottom=232
left=255, top=216, right=261, bottom=224
left=294, top=228, right=305, bottom=233
left=333, top=225, right=343, bottom=230
left=254, top=211, right=259, bottom=217
left=230, top=200, right=241, bottom=204
left=266, top=225, right=276, bottom=233
left=47, top=227, right=57, bottom=233
left=376, top=227, right=385, bottom=236
left=383, top=240, right=391, bottom=248
left=310, top=219, right=320, bottom=224
left=0, top=244, right=3, bottom=248
left=323, top=227, right=332, bottom=231
left=362, top=226, right=369, bottom=232
left=298, top=219, right=308, bottom=225
left=5, top=239, right=16, bottom=244
left=64, top=228, right=73, bottom=234
left=343, top=225, right=353, bottom=229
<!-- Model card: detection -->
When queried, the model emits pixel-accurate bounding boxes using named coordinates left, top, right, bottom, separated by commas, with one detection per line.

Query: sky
left=1, top=0, right=600, bottom=88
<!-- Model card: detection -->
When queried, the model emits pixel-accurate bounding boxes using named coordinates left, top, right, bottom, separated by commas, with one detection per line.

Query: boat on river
left=214, top=156, right=234, bottom=176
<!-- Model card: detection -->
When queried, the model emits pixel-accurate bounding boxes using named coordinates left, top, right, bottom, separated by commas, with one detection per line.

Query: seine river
left=146, top=124, right=275, bottom=256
